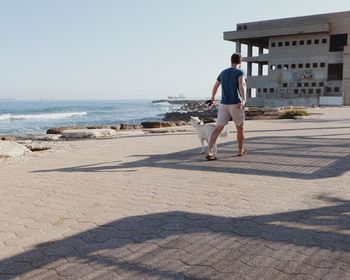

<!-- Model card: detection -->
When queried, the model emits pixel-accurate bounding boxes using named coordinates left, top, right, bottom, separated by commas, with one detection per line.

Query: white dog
left=189, top=116, right=229, bottom=154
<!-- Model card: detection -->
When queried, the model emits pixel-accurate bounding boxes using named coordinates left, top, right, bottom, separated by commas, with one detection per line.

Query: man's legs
left=208, top=125, right=224, bottom=155
left=236, top=123, right=245, bottom=154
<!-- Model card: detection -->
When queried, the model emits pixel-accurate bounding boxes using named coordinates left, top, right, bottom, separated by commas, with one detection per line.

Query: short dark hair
left=231, top=53, right=242, bottom=64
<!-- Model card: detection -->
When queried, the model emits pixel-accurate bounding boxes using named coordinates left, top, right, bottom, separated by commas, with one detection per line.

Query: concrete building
left=224, top=11, right=350, bottom=106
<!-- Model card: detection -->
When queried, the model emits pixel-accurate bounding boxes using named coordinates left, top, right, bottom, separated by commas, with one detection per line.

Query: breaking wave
left=0, top=112, right=87, bottom=121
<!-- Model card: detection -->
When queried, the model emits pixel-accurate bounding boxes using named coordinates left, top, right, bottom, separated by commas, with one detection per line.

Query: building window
left=301, top=89, right=306, bottom=94
left=297, top=82, right=302, bottom=87
left=243, top=25, right=247, bottom=30
left=250, top=88, right=257, bottom=98
left=285, top=41, right=290, bottom=46
left=312, top=82, right=316, bottom=87
left=298, top=63, right=303, bottom=68
left=334, top=87, right=340, bottom=92
left=291, top=64, right=296, bottom=69
left=305, top=63, right=311, bottom=68
left=278, top=42, right=283, bottom=47
left=263, top=88, right=267, bottom=93
left=300, top=40, right=305, bottom=45
left=284, top=64, right=289, bottom=69
left=327, top=87, right=332, bottom=93
left=269, top=88, right=274, bottom=93
left=319, top=82, right=324, bottom=87
left=322, top=38, right=327, bottom=44
left=270, top=65, right=276, bottom=70
left=283, top=83, right=288, bottom=87
left=314, top=39, right=319, bottom=44
left=277, top=65, right=282, bottom=69
left=313, top=62, right=318, bottom=68
left=320, top=62, right=326, bottom=68
left=328, top=64, right=343, bottom=80
left=294, top=89, right=299, bottom=94
left=316, top=88, right=321, bottom=94
left=304, top=82, right=309, bottom=87
left=330, top=34, right=348, bottom=52
left=258, top=88, right=261, bottom=93
left=309, top=89, right=314, bottom=94
left=271, top=42, right=276, bottom=47
left=292, top=41, right=297, bottom=46
left=307, top=40, right=312, bottom=45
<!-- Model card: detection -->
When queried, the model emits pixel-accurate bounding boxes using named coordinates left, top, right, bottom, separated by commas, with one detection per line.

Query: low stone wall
left=247, top=96, right=319, bottom=107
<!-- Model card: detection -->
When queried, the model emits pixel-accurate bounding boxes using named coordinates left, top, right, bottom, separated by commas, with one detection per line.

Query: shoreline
left=0, top=103, right=313, bottom=141
left=0, top=99, right=211, bottom=139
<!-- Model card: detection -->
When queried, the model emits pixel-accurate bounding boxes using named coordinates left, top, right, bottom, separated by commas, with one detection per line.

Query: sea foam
left=0, top=112, right=87, bottom=121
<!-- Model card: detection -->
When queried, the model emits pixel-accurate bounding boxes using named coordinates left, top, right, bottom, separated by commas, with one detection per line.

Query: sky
left=0, top=0, right=350, bottom=100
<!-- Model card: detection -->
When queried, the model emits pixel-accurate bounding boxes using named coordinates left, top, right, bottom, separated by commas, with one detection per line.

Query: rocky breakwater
left=46, top=124, right=143, bottom=140
left=45, top=121, right=190, bottom=140
left=158, top=100, right=293, bottom=122
left=157, top=100, right=218, bottom=123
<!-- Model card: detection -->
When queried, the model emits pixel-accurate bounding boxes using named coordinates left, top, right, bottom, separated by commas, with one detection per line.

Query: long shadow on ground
left=33, top=135, right=350, bottom=180
left=0, top=196, right=350, bottom=279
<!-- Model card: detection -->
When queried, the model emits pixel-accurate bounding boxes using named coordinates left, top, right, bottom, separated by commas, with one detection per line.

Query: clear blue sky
left=1, top=0, right=350, bottom=100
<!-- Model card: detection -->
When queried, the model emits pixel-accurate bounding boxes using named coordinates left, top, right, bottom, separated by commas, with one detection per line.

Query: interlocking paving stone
left=1, top=108, right=350, bottom=279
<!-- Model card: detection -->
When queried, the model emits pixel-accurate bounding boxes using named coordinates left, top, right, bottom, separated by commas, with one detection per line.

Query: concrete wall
left=247, top=96, right=319, bottom=107
left=237, top=11, right=350, bottom=34
left=319, top=96, right=343, bottom=106
left=226, top=11, right=350, bottom=107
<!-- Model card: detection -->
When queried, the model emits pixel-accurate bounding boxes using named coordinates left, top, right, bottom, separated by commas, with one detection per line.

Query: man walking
left=206, top=53, right=247, bottom=160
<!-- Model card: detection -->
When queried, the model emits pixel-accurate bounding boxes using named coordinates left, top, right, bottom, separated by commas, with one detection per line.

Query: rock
left=203, top=117, right=216, bottom=123
left=60, top=129, right=117, bottom=140
left=163, top=109, right=218, bottom=123
left=120, top=124, right=142, bottom=130
left=46, top=126, right=86, bottom=134
left=175, top=121, right=189, bottom=126
left=111, top=124, right=121, bottom=131
left=18, top=140, right=53, bottom=152
left=18, top=134, right=62, bottom=141
left=0, top=142, right=31, bottom=158
left=141, top=121, right=175, bottom=129
left=1, top=135, right=17, bottom=141
left=246, top=107, right=282, bottom=119
left=86, top=125, right=111, bottom=129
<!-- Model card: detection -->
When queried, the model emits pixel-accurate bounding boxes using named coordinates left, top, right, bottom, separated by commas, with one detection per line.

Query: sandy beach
left=1, top=107, right=350, bottom=279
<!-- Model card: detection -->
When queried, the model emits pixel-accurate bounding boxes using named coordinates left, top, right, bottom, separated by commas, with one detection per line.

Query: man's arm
left=238, top=75, right=247, bottom=109
left=211, top=80, right=221, bottom=103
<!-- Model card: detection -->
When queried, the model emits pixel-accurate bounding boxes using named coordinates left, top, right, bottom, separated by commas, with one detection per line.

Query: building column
left=343, top=46, right=350, bottom=105
left=257, top=46, right=264, bottom=76
left=235, top=41, right=241, bottom=53
left=258, top=63, right=263, bottom=76
left=247, top=44, right=252, bottom=76
left=259, top=46, right=264, bottom=55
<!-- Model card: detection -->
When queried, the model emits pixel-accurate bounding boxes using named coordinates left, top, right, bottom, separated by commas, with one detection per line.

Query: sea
left=0, top=100, right=179, bottom=136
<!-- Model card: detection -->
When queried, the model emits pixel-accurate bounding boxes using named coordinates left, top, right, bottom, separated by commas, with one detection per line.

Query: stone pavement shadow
left=33, top=135, right=350, bottom=180
left=1, top=196, right=350, bottom=279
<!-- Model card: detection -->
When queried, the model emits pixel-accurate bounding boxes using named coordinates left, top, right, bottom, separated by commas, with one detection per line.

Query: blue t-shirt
left=217, top=67, right=244, bottom=105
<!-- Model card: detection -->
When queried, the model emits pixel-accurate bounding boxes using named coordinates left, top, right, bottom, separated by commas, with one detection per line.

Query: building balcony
left=243, top=54, right=270, bottom=63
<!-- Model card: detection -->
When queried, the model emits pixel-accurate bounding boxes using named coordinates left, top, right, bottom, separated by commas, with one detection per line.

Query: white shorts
left=217, top=104, right=245, bottom=127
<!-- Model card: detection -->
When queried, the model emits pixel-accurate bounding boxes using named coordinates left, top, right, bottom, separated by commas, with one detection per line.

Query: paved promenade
left=1, top=107, right=350, bottom=280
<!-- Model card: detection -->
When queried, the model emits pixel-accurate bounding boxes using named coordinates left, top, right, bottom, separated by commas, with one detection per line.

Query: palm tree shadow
left=0, top=195, right=350, bottom=279
left=33, top=135, right=350, bottom=179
